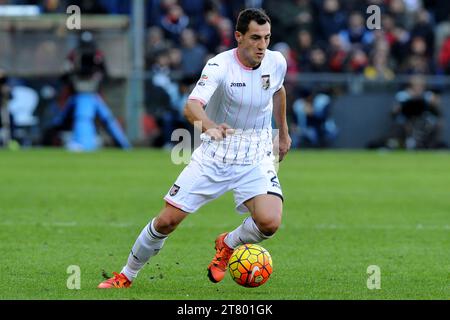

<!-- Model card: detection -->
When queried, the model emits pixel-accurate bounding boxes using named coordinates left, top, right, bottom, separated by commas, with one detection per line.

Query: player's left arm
left=273, top=85, right=292, bottom=161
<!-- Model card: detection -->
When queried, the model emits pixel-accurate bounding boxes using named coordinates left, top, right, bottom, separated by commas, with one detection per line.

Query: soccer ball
left=228, top=244, right=273, bottom=287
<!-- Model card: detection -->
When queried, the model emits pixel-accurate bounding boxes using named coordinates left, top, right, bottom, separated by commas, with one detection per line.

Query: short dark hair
left=236, top=8, right=271, bottom=35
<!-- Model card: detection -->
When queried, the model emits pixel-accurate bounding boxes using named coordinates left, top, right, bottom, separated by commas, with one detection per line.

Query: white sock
left=121, top=218, right=167, bottom=281
left=224, top=217, right=272, bottom=249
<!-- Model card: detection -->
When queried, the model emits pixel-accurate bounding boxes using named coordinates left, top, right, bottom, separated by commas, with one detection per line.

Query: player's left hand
left=277, top=133, right=292, bottom=162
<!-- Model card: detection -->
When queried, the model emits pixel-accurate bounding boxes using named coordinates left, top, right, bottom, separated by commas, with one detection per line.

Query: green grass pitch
left=0, top=149, right=448, bottom=300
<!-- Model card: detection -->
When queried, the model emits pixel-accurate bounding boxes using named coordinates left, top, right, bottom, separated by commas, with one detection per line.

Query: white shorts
left=163, top=147, right=283, bottom=214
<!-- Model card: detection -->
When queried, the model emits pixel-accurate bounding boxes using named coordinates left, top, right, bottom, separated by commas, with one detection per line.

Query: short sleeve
left=274, top=52, right=287, bottom=92
left=188, top=59, right=225, bottom=106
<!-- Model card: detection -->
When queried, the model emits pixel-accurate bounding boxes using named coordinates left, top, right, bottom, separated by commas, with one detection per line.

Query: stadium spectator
left=347, top=48, right=369, bottom=73
left=338, top=11, right=375, bottom=52
left=316, top=0, right=347, bottom=42
left=272, top=42, right=299, bottom=77
left=390, top=75, right=445, bottom=149
left=47, top=32, right=130, bottom=151
left=390, top=25, right=411, bottom=69
left=265, top=0, right=313, bottom=47
left=179, top=0, right=204, bottom=29
left=168, top=46, right=183, bottom=80
left=215, top=16, right=234, bottom=52
left=159, top=3, right=190, bottom=44
left=414, top=35, right=434, bottom=67
left=364, top=38, right=395, bottom=81
left=145, top=50, right=183, bottom=147
left=63, top=31, right=108, bottom=95
left=146, top=26, right=173, bottom=67
left=423, top=0, right=450, bottom=24
left=295, top=29, right=314, bottom=72
left=410, top=8, right=435, bottom=57
left=327, top=33, right=349, bottom=72
left=197, top=2, right=233, bottom=53
left=381, top=14, right=399, bottom=48
left=303, top=45, right=329, bottom=72
left=291, top=87, right=338, bottom=148
left=166, top=74, right=197, bottom=144
left=400, top=36, right=435, bottom=75
left=0, top=71, right=41, bottom=147
left=388, top=0, right=409, bottom=29
left=180, top=28, right=208, bottom=78
left=6, top=81, right=40, bottom=147
left=438, top=35, right=450, bottom=74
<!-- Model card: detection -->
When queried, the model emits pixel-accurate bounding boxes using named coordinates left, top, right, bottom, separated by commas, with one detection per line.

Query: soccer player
left=98, top=8, right=291, bottom=288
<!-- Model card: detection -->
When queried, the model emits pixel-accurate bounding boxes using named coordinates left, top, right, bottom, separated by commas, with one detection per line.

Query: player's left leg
left=225, top=194, right=282, bottom=248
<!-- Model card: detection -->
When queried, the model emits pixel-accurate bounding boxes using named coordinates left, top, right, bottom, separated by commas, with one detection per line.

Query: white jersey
left=188, top=48, right=287, bottom=164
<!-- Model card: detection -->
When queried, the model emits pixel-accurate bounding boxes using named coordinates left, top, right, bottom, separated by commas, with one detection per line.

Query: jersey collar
left=234, top=48, right=261, bottom=71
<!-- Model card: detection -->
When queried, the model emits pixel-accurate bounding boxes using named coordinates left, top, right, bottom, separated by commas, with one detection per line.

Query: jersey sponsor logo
left=201, top=74, right=208, bottom=80
left=261, top=74, right=270, bottom=90
left=230, top=82, right=246, bottom=87
left=198, top=81, right=205, bottom=86
left=169, top=184, right=180, bottom=196
left=207, top=62, right=219, bottom=66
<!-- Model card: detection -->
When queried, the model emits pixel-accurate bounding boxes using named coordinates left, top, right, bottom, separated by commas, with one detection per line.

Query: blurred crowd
left=4, top=0, right=450, bottom=77
left=1, top=0, right=449, bottom=149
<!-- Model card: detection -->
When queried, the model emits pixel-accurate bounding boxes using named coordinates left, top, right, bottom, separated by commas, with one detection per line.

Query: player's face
left=236, top=21, right=271, bottom=67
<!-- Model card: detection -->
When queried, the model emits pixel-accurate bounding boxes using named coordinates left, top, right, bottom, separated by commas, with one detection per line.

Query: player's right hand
left=205, top=123, right=235, bottom=141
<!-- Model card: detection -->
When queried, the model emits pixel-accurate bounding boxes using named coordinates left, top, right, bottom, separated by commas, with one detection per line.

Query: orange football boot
left=97, top=272, right=132, bottom=289
left=207, top=233, right=234, bottom=283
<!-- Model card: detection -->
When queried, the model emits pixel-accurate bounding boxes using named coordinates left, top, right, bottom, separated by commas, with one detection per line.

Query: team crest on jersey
left=261, top=74, right=270, bottom=90
left=169, top=184, right=180, bottom=196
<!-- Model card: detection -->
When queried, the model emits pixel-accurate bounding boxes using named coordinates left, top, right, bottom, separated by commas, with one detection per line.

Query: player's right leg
left=97, top=203, right=187, bottom=288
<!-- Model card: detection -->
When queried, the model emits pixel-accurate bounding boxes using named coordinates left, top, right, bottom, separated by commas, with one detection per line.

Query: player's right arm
left=184, top=58, right=233, bottom=141
left=184, top=100, right=232, bottom=140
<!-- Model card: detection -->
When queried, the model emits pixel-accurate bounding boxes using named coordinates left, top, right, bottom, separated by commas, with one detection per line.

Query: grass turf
left=0, top=149, right=448, bottom=300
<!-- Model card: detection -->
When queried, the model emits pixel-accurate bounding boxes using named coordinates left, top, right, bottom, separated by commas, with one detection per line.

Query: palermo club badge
left=169, top=184, right=180, bottom=196
left=261, top=74, right=270, bottom=90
